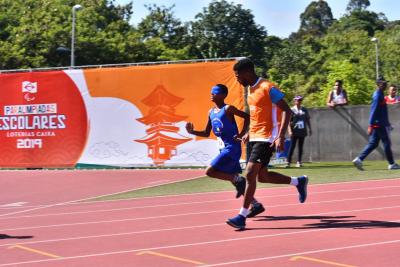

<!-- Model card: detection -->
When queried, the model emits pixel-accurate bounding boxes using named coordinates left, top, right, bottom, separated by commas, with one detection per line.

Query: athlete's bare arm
left=185, top=118, right=212, bottom=137
left=327, top=91, right=335, bottom=107
left=226, top=105, right=250, bottom=141
left=274, top=99, right=293, bottom=150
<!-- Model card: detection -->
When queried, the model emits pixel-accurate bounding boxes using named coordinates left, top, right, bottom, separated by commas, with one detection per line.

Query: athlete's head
left=233, top=58, right=256, bottom=87
left=389, top=85, right=397, bottom=97
left=211, top=84, right=228, bottom=103
left=294, top=95, right=303, bottom=101
left=334, top=80, right=343, bottom=89
left=376, top=76, right=388, bottom=90
left=294, top=95, right=303, bottom=106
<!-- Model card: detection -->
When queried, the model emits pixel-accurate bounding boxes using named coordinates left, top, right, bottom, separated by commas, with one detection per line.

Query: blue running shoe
left=233, top=176, right=246, bottom=198
left=226, top=214, right=246, bottom=230
left=247, top=203, right=265, bottom=218
left=296, top=175, right=309, bottom=203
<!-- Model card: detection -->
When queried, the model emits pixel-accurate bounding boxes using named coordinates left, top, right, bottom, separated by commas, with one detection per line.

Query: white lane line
left=1, top=189, right=400, bottom=221
left=0, top=205, right=45, bottom=210
left=0, top=202, right=28, bottom=208
left=0, top=175, right=205, bottom=218
left=0, top=177, right=398, bottom=219
left=0, top=222, right=399, bottom=267
left=147, top=180, right=170, bottom=184
left=0, top=223, right=224, bottom=247
left=289, top=255, right=356, bottom=267
left=0, top=176, right=395, bottom=217
left=66, top=177, right=400, bottom=205
left=1, top=205, right=400, bottom=248
left=199, top=239, right=400, bottom=267
left=1, top=199, right=400, bottom=233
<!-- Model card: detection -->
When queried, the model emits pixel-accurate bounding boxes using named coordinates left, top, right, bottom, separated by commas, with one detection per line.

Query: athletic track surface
left=1, top=170, right=399, bottom=266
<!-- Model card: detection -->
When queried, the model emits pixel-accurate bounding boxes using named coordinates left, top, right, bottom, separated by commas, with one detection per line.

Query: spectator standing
left=384, top=85, right=400, bottom=104
left=327, top=80, right=348, bottom=108
left=286, top=95, right=312, bottom=168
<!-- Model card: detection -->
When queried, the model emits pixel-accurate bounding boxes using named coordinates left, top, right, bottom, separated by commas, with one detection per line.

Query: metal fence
left=0, top=57, right=244, bottom=73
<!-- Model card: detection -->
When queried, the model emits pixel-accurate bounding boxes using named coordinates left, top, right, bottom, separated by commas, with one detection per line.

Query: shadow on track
left=245, top=215, right=400, bottom=230
left=0, top=234, right=33, bottom=240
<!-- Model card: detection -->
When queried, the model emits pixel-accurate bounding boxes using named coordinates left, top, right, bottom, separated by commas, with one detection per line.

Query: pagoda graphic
left=135, top=85, right=191, bottom=166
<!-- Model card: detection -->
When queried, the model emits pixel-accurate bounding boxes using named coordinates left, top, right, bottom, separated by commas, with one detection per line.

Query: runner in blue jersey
left=186, top=84, right=265, bottom=216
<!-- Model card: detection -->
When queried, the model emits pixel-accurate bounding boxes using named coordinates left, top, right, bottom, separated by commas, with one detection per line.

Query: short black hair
left=335, top=79, right=343, bottom=85
left=233, top=58, right=255, bottom=72
left=215, top=84, right=228, bottom=95
left=376, top=75, right=389, bottom=84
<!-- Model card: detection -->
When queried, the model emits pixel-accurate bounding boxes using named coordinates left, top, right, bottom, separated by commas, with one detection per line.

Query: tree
left=268, top=42, right=311, bottom=83
left=330, top=10, right=387, bottom=36
left=297, top=0, right=334, bottom=38
left=135, top=4, right=191, bottom=61
left=138, top=4, right=189, bottom=49
left=190, top=0, right=267, bottom=66
left=375, top=25, right=400, bottom=85
left=346, top=0, right=370, bottom=13
left=0, top=0, right=148, bottom=69
left=264, top=35, right=284, bottom=66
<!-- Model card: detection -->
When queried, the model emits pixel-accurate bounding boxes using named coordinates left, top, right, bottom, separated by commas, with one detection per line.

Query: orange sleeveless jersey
left=247, top=78, right=282, bottom=142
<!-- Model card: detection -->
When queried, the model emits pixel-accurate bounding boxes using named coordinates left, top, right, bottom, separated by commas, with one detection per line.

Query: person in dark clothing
left=286, top=95, right=312, bottom=168
left=352, top=78, right=400, bottom=170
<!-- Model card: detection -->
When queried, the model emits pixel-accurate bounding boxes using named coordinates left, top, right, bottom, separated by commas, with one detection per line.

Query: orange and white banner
left=0, top=60, right=244, bottom=167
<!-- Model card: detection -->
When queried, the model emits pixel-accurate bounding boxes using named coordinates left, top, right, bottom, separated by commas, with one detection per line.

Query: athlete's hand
left=233, top=135, right=242, bottom=143
left=367, top=126, right=372, bottom=135
left=185, top=122, right=194, bottom=134
left=272, top=136, right=285, bottom=151
left=240, top=133, right=249, bottom=144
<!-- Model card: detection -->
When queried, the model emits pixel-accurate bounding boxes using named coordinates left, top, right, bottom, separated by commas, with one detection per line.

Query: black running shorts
left=248, top=142, right=274, bottom=167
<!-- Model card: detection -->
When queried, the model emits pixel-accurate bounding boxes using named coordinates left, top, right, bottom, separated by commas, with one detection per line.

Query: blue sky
left=114, top=0, right=399, bottom=37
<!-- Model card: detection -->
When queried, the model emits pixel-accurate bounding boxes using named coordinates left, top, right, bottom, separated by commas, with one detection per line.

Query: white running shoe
left=352, top=157, right=364, bottom=171
left=388, top=163, right=400, bottom=170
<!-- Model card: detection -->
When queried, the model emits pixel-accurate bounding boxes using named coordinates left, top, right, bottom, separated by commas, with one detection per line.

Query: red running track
left=1, top=175, right=400, bottom=266
left=0, top=169, right=205, bottom=207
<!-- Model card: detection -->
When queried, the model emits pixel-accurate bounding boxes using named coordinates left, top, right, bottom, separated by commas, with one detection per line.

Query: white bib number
left=295, top=121, right=304, bottom=129
left=217, top=137, right=225, bottom=149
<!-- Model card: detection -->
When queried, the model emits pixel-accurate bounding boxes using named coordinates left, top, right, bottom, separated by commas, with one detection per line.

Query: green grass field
left=93, top=161, right=400, bottom=201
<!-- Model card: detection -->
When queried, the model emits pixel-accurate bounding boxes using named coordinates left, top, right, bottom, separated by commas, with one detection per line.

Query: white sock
left=239, top=207, right=249, bottom=217
left=290, top=177, right=299, bottom=186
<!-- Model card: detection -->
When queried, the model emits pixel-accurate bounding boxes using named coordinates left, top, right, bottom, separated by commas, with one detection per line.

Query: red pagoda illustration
left=135, top=85, right=191, bottom=166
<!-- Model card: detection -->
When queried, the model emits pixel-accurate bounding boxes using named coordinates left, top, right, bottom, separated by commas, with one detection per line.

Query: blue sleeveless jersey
left=209, top=105, right=241, bottom=160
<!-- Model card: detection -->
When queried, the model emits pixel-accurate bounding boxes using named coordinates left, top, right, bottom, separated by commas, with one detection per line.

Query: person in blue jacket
left=353, top=77, right=400, bottom=170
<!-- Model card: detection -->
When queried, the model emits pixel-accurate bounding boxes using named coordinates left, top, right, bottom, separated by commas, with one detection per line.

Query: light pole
left=71, top=4, right=83, bottom=67
left=371, top=37, right=379, bottom=80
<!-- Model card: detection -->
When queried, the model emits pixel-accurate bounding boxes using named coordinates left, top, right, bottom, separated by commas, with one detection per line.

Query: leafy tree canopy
left=1, top=0, right=399, bottom=108
left=346, top=0, right=370, bottom=13
left=296, top=0, right=334, bottom=38
left=190, top=0, right=267, bottom=67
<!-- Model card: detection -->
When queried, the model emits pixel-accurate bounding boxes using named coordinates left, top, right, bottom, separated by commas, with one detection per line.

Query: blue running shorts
left=210, top=149, right=242, bottom=174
